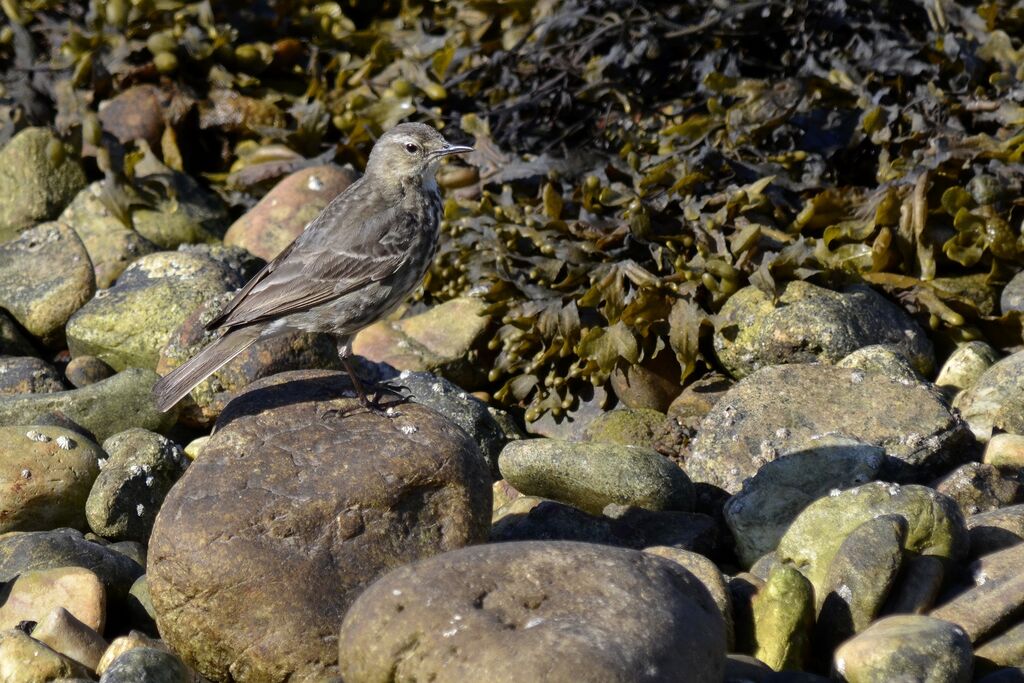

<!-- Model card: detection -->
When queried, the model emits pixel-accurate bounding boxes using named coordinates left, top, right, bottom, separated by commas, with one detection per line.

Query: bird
left=153, top=122, right=473, bottom=412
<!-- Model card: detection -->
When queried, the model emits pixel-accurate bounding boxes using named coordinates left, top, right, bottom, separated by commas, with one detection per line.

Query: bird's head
left=364, top=122, right=473, bottom=187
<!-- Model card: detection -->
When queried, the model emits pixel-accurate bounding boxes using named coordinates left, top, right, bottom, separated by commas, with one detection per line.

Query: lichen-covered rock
left=815, top=515, right=906, bottom=654
left=776, top=482, right=967, bottom=599
left=148, top=369, right=491, bottom=682
left=687, top=364, right=972, bottom=494
left=499, top=438, right=693, bottom=515
left=0, top=368, right=176, bottom=441
left=338, top=541, right=727, bottom=683
left=352, top=296, right=491, bottom=387
left=932, top=462, right=1022, bottom=517
left=724, top=437, right=885, bottom=566
left=751, top=564, right=814, bottom=672
left=584, top=408, right=666, bottom=449
left=0, top=127, right=87, bottom=241
left=953, top=349, right=1024, bottom=442
left=0, top=425, right=102, bottom=532
left=224, top=164, right=357, bottom=260
left=833, top=615, right=972, bottom=683
left=0, top=221, right=95, bottom=346
left=836, top=344, right=921, bottom=383
left=67, top=251, right=244, bottom=371
left=0, top=356, right=65, bottom=395
left=713, top=281, right=934, bottom=379
left=59, top=181, right=157, bottom=288
left=85, top=429, right=189, bottom=543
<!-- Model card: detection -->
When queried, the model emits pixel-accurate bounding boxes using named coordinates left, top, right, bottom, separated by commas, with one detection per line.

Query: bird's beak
left=431, top=143, right=474, bottom=160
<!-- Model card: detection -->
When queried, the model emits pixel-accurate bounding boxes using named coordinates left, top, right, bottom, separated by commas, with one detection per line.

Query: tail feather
left=153, top=328, right=261, bottom=412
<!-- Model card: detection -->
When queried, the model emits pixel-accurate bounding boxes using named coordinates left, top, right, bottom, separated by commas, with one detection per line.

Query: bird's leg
left=333, top=339, right=408, bottom=413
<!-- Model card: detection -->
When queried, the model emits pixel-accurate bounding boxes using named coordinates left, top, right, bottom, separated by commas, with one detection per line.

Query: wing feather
left=208, top=186, right=418, bottom=332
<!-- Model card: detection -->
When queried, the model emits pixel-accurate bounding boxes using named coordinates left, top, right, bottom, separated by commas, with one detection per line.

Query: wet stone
left=64, top=355, right=116, bottom=389
left=0, top=356, right=65, bottom=395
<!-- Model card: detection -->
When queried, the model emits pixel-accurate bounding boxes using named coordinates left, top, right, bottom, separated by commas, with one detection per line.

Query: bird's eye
left=404, top=143, right=419, bottom=154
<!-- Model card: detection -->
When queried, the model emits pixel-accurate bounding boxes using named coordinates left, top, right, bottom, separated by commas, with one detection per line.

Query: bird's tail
left=153, top=327, right=261, bottom=412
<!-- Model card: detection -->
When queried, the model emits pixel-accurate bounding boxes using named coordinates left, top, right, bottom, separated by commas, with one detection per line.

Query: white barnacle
left=399, top=424, right=418, bottom=435
left=306, top=174, right=325, bottom=191
left=431, top=382, right=443, bottom=393
left=136, top=504, right=145, bottom=517
left=442, top=627, right=458, bottom=638
left=55, top=435, right=74, bottom=450
left=20, top=468, right=30, bottom=479
left=849, top=370, right=865, bottom=384
left=25, top=430, right=49, bottom=443
left=145, top=476, right=154, bottom=487
left=523, top=617, right=544, bottom=629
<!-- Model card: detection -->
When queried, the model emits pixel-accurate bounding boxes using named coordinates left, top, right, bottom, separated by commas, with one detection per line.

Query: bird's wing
left=208, top=198, right=416, bottom=331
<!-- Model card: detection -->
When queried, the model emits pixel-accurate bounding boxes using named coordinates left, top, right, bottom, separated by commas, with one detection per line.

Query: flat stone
left=933, top=462, right=1022, bottom=517
left=0, top=222, right=95, bottom=346
left=0, top=128, right=87, bottom=241
left=0, top=629, right=93, bottom=681
left=930, top=543, right=1024, bottom=642
left=833, top=615, right=972, bottom=683
left=67, top=251, right=244, bottom=371
left=337, top=541, right=727, bottom=683
left=147, top=369, right=491, bottom=682
left=751, top=565, right=814, bottom=672
left=936, top=341, right=1000, bottom=393
left=32, top=606, right=108, bottom=672
left=0, top=566, right=105, bottom=632
left=713, top=281, right=933, bottom=379
left=85, top=429, right=189, bottom=543
left=499, top=438, right=692, bottom=515
left=967, top=505, right=1024, bottom=556
left=59, top=181, right=157, bottom=289
left=975, top=621, right=1024, bottom=673
left=815, top=515, right=906, bottom=655
left=776, top=482, right=967, bottom=599
left=224, top=164, right=357, bottom=260
left=953, top=350, right=1024, bottom=441
left=353, top=297, right=492, bottom=388
left=0, top=368, right=176, bottom=442
left=0, top=529, right=143, bottom=608
left=0, top=425, right=102, bottom=532
left=687, top=364, right=972, bottom=494
left=724, top=437, right=885, bottom=567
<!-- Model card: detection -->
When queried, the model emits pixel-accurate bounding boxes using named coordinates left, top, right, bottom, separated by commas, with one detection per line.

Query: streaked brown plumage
left=153, top=123, right=472, bottom=412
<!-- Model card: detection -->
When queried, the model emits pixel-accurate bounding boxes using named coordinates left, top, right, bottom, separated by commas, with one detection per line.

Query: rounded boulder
left=148, top=370, right=492, bottom=682
left=338, top=540, right=727, bottom=683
